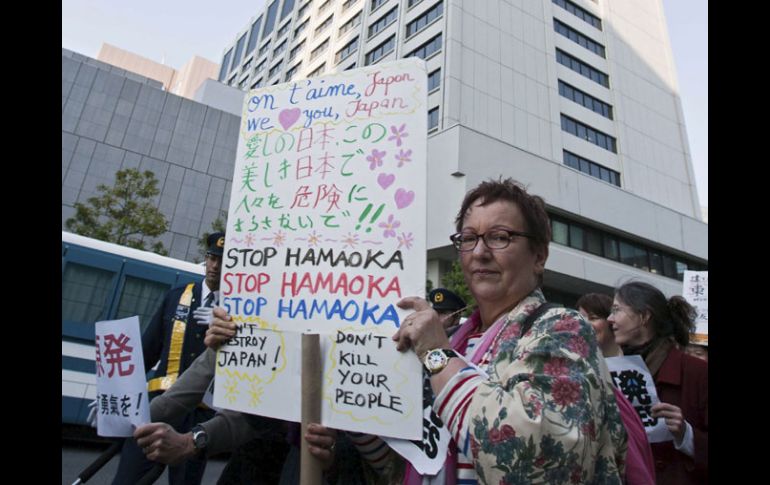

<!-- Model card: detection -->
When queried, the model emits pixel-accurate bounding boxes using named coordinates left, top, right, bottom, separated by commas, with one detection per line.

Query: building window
left=239, top=76, right=250, bottom=90
left=427, top=68, right=441, bottom=92
left=339, top=11, right=362, bottom=37
left=428, top=106, right=439, bottom=130
left=342, top=0, right=360, bottom=12
left=549, top=214, right=706, bottom=281
left=365, top=35, right=395, bottom=65
left=336, top=36, right=359, bottom=64
left=251, top=78, right=264, bottom=89
left=269, top=60, right=283, bottom=79
left=560, top=115, right=617, bottom=152
left=285, top=62, right=301, bottom=81
left=563, top=150, right=620, bottom=186
left=407, top=33, right=442, bottom=59
left=246, top=16, right=263, bottom=55
left=308, top=62, right=326, bottom=77
left=406, top=1, right=443, bottom=38
left=219, top=48, right=233, bottom=81
left=555, top=48, right=609, bottom=87
left=297, top=1, right=311, bottom=19
left=408, top=0, right=424, bottom=8
left=345, top=62, right=357, bottom=70
left=259, top=41, right=271, bottom=58
left=553, top=19, right=605, bottom=58
left=242, top=57, right=253, bottom=73
left=273, top=40, right=287, bottom=57
left=310, top=38, right=330, bottom=60
left=318, top=0, right=332, bottom=14
left=290, top=39, right=306, bottom=60
left=558, top=80, right=612, bottom=119
left=277, top=20, right=292, bottom=39
left=370, top=0, right=388, bottom=13
left=294, top=19, right=309, bottom=38
left=255, top=59, right=266, bottom=73
left=552, top=0, right=602, bottom=31
left=315, top=15, right=334, bottom=37
left=368, top=6, right=398, bottom=39
left=233, top=33, right=248, bottom=66
left=262, top=0, right=280, bottom=39
left=228, top=73, right=238, bottom=86
left=280, top=0, right=296, bottom=20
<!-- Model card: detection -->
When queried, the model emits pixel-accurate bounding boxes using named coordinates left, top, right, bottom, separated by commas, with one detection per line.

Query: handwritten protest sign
left=683, top=270, right=708, bottom=345
left=94, top=316, right=150, bottom=437
left=606, top=355, right=673, bottom=443
left=215, top=58, right=427, bottom=439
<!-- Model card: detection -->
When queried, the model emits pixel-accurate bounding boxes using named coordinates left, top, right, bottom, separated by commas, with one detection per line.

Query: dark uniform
left=112, top=232, right=224, bottom=485
left=428, top=288, right=467, bottom=337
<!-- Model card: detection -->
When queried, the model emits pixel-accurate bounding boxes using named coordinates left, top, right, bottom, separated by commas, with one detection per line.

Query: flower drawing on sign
left=224, top=378, right=240, bottom=404
left=388, top=123, right=409, bottom=147
left=379, top=214, right=401, bottom=238
left=397, top=232, right=414, bottom=249
left=395, top=149, right=412, bottom=167
left=244, top=233, right=255, bottom=246
left=249, top=383, right=265, bottom=406
left=307, top=230, right=322, bottom=246
left=272, top=230, right=287, bottom=247
left=342, top=232, right=360, bottom=249
left=367, top=149, right=386, bottom=170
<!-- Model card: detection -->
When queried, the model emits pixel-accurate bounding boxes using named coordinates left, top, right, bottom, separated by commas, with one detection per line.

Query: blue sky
left=62, top=0, right=706, bottom=208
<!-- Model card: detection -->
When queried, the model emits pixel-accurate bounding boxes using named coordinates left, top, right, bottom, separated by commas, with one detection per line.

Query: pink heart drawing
left=377, top=173, right=395, bottom=190
left=394, top=188, right=415, bottom=209
left=278, top=108, right=301, bottom=130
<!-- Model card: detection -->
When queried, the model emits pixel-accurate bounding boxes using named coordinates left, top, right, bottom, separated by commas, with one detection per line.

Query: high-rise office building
left=215, top=0, right=706, bottom=300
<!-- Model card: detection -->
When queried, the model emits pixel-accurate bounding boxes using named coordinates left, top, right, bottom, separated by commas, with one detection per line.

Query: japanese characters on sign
left=606, top=355, right=673, bottom=443
left=94, top=316, right=151, bottom=437
left=215, top=58, right=427, bottom=439
left=683, top=270, right=708, bottom=345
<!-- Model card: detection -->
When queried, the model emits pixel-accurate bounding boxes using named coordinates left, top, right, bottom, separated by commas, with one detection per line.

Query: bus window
left=62, top=263, right=114, bottom=324
left=115, top=276, right=170, bottom=332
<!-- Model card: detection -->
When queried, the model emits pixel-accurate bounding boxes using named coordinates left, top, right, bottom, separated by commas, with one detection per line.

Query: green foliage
left=65, top=169, right=169, bottom=255
left=440, top=260, right=476, bottom=315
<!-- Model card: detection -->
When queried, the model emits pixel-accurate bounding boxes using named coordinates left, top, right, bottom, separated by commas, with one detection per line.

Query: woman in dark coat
left=609, top=281, right=708, bottom=484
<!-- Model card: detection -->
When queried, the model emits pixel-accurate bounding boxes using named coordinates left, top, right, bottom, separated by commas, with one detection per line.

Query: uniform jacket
left=651, top=347, right=708, bottom=484
left=142, top=281, right=209, bottom=392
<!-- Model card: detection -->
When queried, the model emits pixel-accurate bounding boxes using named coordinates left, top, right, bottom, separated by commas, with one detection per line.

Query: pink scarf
left=403, top=309, right=510, bottom=485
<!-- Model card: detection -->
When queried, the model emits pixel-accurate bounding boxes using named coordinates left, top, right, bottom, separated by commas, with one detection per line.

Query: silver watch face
left=425, top=350, right=448, bottom=371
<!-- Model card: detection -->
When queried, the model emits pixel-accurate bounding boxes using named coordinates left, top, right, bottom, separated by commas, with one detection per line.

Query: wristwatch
left=423, top=349, right=459, bottom=375
left=191, top=425, right=208, bottom=454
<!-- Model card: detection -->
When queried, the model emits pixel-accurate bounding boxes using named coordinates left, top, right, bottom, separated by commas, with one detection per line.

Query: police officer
left=111, top=232, right=225, bottom=485
left=428, top=288, right=467, bottom=336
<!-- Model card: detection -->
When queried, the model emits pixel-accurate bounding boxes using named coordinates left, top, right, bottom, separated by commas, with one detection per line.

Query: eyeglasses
left=449, top=229, right=534, bottom=252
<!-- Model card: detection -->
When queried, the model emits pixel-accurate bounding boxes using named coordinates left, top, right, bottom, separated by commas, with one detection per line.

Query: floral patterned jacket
left=433, top=289, right=627, bottom=484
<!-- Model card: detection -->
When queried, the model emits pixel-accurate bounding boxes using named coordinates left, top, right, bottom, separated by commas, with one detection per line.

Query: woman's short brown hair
left=454, top=177, right=551, bottom=256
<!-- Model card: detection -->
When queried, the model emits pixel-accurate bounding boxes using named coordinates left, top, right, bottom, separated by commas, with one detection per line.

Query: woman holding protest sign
left=608, top=281, right=708, bottom=484
left=387, top=178, right=626, bottom=484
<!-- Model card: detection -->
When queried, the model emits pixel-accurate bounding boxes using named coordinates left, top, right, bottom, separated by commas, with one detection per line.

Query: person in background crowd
left=110, top=232, right=225, bottom=485
left=609, top=281, right=708, bottom=484
left=577, top=292, right=656, bottom=485
left=577, top=292, right=622, bottom=357
left=427, top=287, right=467, bottom=336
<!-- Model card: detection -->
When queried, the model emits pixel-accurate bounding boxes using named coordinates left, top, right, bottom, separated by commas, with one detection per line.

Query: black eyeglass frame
left=449, top=229, right=535, bottom=252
